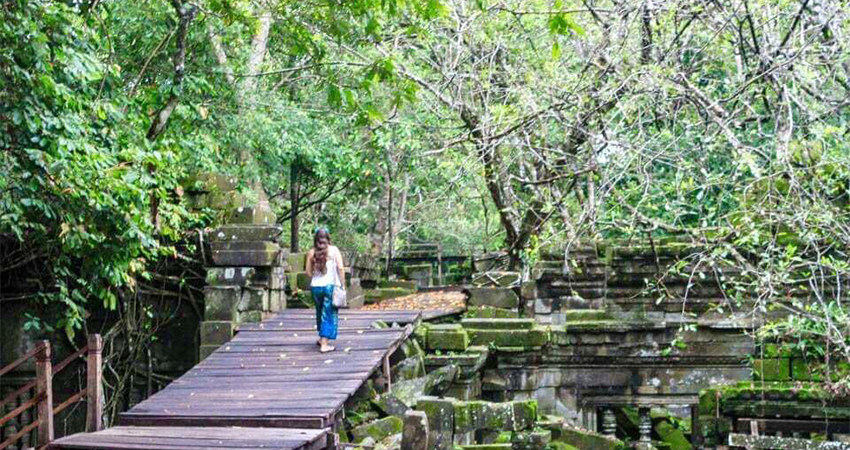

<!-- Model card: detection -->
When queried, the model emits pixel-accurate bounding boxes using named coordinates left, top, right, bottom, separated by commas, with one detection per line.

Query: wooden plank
left=117, top=416, right=328, bottom=429
left=0, top=392, right=45, bottom=427
left=729, top=433, right=850, bottom=450
left=0, top=419, right=40, bottom=450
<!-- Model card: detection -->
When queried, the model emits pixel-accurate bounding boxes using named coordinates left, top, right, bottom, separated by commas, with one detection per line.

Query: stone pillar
left=200, top=222, right=287, bottom=361
left=402, top=410, right=430, bottom=450
left=416, top=396, right=455, bottom=450
left=601, top=407, right=617, bottom=437
left=638, top=407, right=652, bottom=443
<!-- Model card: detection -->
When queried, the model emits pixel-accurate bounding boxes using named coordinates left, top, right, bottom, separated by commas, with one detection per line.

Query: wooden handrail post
left=86, top=334, right=104, bottom=432
left=34, top=341, right=54, bottom=446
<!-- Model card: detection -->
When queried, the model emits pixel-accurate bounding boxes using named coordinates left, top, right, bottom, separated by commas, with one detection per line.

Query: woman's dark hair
left=311, top=228, right=331, bottom=274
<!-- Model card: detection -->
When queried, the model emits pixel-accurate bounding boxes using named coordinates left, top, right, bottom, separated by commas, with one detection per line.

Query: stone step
left=378, top=279, right=418, bottom=290
left=561, top=309, right=611, bottom=321
left=460, top=318, right=536, bottom=330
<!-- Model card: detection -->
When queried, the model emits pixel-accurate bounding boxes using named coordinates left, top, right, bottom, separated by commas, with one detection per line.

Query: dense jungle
left=2, top=0, right=850, bottom=449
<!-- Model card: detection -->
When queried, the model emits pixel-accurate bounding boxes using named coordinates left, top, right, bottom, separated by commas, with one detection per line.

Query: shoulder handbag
left=331, top=255, right=347, bottom=308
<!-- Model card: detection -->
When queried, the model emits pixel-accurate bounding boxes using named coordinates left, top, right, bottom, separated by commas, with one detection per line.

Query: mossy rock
left=464, top=306, right=520, bottom=319
left=427, top=329, right=469, bottom=351
left=554, top=427, right=626, bottom=450
left=351, top=416, right=403, bottom=443
left=461, top=318, right=535, bottom=330
left=752, top=359, right=791, bottom=381
left=654, top=420, right=691, bottom=450
left=562, top=309, right=611, bottom=322
left=379, top=279, right=418, bottom=290
left=547, top=443, right=580, bottom=450
left=467, top=328, right=550, bottom=348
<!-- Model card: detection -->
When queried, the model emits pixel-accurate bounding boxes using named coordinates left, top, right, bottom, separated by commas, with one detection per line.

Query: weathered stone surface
left=268, top=289, right=286, bottom=312
left=464, top=306, right=520, bottom=319
left=238, top=310, right=263, bottom=323
left=351, top=416, right=403, bottom=443
left=228, top=205, right=277, bottom=225
left=200, top=321, right=233, bottom=345
left=347, top=277, right=365, bottom=309
left=461, top=318, right=535, bottom=330
left=427, top=326, right=469, bottom=351
left=393, top=355, right=426, bottom=381
left=366, top=287, right=415, bottom=303
left=753, top=358, right=791, bottom=381
left=186, top=172, right=239, bottom=193
left=555, top=426, right=625, bottom=450
left=402, top=410, right=430, bottom=450
left=405, top=264, right=433, bottom=288
left=471, top=272, right=521, bottom=287
left=377, top=364, right=459, bottom=414
left=288, top=272, right=311, bottom=291
left=511, top=429, right=552, bottom=450
left=287, top=252, right=307, bottom=271
left=270, top=267, right=286, bottom=290
left=239, top=287, right=268, bottom=312
left=416, top=396, right=455, bottom=450
left=206, top=267, right=268, bottom=287
left=380, top=279, right=418, bottom=290
left=466, top=288, right=520, bottom=309
left=209, top=241, right=282, bottom=266
left=467, top=328, right=550, bottom=348
left=207, top=224, right=283, bottom=243
left=199, top=344, right=220, bottom=361
left=204, top=286, right=241, bottom=320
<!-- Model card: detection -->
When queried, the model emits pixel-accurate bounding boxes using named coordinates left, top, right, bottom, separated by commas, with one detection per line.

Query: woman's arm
left=305, top=249, right=313, bottom=278
left=335, top=247, right=345, bottom=287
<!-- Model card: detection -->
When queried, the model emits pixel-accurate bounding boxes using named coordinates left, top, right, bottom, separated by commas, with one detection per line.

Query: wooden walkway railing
left=0, top=335, right=103, bottom=450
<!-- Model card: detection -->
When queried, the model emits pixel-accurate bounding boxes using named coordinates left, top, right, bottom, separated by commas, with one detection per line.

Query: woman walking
left=305, top=228, right=345, bottom=353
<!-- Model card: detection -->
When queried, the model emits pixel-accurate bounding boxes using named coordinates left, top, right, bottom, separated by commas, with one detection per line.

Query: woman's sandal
left=319, top=345, right=335, bottom=353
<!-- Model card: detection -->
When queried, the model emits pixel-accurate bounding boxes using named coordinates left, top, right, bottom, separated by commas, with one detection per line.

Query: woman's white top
left=311, top=246, right=342, bottom=287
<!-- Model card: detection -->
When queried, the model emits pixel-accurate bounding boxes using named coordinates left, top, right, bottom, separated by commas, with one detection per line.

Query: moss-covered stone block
left=427, top=325, right=470, bottom=351
left=199, top=321, right=233, bottom=345
left=464, top=306, right=520, bottom=319
left=379, top=279, right=418, bottom=290
left=416, top=396, right=456, bottom=450
left=511, top=429, right=552, bottom=450
left=366, top=287, right=415, bottom=303
left=459, top=445, right=512, bottom=450
left=460, top=318, right=535, bottom=330
left=555, top=427, right=626, bottom=450
left=466, top=287, right=520, bottom=309
left=511, top=400, right=538, bottom=430
left=654, top=420, right=691, bottom=450
left=351, top=416, right=403, bottom=443
left=562, top=309, right=611, bottom=321
left=467, top=327, right=550, bottom=348
left=288, top=272, right=311, bottom=291
left=790, top=358, right=824, bottom=381
left=287, top=252, right=307, bottom=271
left=752, top=358, right=791, bottom=381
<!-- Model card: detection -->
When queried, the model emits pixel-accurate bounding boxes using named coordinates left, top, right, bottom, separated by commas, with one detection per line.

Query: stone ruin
left=336, top=241, right=850, bottom=450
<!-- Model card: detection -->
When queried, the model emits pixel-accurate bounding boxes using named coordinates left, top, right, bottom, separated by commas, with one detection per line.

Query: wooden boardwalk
left=49, top=309, right=423, bottom=450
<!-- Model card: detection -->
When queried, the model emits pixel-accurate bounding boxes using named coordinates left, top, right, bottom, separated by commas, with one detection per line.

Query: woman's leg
left=311, top=287, right=324, bottom=344
left=318, top=286, right=337, bottom=352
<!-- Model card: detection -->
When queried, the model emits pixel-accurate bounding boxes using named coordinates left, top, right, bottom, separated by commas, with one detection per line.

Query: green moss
left=555, top=427, right=626, bottom=450
left=351, top=416, right=403, bottom=443
left=561, top=309, right=611, bottom=322
left=752, top=359, right=791, bottom=381
left=464, top=306, right=520, bottom=319
left=547, top=443, right=579, bottom=450
left=467, top=327, right=550, bottom=348
left=427, top=328, right=470, bottom=351
left=654, top=421, right=691, bottom=450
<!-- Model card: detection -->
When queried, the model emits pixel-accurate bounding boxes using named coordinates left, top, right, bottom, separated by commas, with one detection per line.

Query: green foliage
left=1, top=0, right=193, bottom=336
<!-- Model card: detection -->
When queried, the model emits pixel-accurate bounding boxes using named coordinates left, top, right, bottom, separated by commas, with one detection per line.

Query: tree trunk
left=290, top=164, right=300, bottom=253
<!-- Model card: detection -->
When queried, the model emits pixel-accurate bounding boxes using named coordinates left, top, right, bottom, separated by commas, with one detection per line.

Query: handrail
left=0, top=420, right=39, bottom=450
left=0, top=342, right=46, bottom=377
left=0, top=334, right=104, bottom=450
left=0, top=392, right=45, bottom=428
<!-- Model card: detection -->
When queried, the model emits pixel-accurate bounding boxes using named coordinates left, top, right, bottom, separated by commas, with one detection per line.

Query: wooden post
left=383, top=355, right=391, bottom=393
left=34, top=341, right=53, bottom=446
left=86, top=334, right=104, bottom=432
left=437, top=244, right=443, bottom=286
